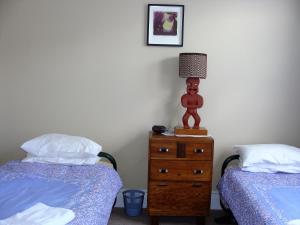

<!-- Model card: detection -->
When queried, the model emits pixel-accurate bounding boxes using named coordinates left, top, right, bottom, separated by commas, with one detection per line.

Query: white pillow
left=238, top=163, right=300, bottom=173
left=22, top=153, right=100, bottom=165
left=21, top=133, right=102, bottom=157
left=234, top=144, right=300, bottom=173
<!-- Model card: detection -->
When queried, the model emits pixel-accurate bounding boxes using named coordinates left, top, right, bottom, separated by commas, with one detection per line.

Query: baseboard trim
left=115, top=188, right=221, bottom=210
left=211, top=190, right=222, bottom=210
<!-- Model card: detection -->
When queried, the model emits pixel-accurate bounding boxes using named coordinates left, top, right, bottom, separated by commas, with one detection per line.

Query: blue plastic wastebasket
left=123, top=189, right=145, bottom=216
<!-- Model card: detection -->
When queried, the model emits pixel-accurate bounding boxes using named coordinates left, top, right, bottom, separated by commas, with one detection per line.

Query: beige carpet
left=108, top=208, right=233, bottom=225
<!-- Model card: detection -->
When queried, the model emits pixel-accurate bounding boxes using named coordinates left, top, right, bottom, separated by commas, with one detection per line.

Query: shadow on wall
left=114, top=57, right=183, bottom=188
left=213, top=146, right=240, bottom=187
left=158, top=56, right=183, bottom=128
left=114, top=130, right=149, bottom=188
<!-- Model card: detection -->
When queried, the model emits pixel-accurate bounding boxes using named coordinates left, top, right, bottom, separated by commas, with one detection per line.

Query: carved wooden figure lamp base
left=176, top=53, right=207, bottom=135
left=181, top=77, right=203, bottom=129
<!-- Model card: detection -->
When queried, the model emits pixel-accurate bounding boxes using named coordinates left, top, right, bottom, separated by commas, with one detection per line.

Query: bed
left=0, top=134, right=122, bottom=225
left=217, top=145, right=300, bottom=225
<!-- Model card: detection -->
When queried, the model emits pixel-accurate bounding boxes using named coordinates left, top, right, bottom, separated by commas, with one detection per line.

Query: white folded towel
left=288, top=220, right=300, bottom=225
left=0, top=202, right=75, bottom=225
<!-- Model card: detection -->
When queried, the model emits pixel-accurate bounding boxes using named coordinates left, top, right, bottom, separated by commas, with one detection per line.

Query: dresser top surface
left=149, top=132, right=214, bottom=143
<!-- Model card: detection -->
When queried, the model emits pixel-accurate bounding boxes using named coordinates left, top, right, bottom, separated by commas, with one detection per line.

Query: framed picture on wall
left=147, top=4, right=184, bottom=47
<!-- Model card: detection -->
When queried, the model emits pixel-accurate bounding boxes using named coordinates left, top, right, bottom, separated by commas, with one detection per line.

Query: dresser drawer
left=150, top=141, right=177, bottom=159
left=185, top=143, right=212, bottom=160
left=148, top=181, right=210, bottom=216
left=150, top=141, right=212, bottom=160
left=150, top=160, right=212, bottom=181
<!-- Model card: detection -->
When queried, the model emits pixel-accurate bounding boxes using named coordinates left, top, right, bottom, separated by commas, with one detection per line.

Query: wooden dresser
left=147, top=132, right=214, bottom=225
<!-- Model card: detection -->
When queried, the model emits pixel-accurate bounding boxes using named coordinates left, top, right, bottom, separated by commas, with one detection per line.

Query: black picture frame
left=147, top=4, right=184, bottom=47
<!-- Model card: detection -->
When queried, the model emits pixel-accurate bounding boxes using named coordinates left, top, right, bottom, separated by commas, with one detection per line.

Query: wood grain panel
left=150, top=141, right=177, bottom=159
left=148, top=132, right=214, bottom=223
left=150, top=160, right=211, bottom=181
left=185, top=143, right=212, bottom=160
left=148, top=181, right=210, bottom=216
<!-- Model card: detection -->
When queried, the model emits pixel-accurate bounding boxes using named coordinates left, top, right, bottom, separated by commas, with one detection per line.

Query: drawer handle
left=193, top=169, right=204, bottom=175
left=159, top=147, right=169, bottom=153
left=157, top=182, right=168, bottom=186
left=192, top=182, right=203, bottom=187
left=194, top=148, right=204, bottom=154
left=159, top=168, right=168, bottom=173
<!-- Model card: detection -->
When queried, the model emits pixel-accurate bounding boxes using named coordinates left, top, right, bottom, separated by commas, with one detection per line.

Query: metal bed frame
left=97, top=151, right=118, bottom=207
left=98, top=152, right=117, bottom=171
left=215, top=154, right=240, bottom=224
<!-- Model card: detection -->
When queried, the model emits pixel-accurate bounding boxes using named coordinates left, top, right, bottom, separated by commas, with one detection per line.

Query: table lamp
left=175, top=53, right=208, bottom=135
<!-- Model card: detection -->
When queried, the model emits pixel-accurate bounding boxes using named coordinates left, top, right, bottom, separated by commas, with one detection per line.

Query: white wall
left=0, top=0, right=300, bottom=189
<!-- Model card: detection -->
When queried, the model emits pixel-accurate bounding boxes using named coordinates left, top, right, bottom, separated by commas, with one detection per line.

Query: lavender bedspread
left=218, top=167, right=300, bottom=225
left=0, top=161, right=122, bottom=225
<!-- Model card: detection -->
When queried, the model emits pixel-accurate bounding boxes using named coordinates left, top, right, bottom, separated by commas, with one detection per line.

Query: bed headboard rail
left=97, top=152, right=117, bottom=170
left=221, top=154, right=239, bottom=176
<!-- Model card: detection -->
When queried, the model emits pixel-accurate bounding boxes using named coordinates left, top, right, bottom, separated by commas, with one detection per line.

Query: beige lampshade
left=179, top=53, right=207, bottom=78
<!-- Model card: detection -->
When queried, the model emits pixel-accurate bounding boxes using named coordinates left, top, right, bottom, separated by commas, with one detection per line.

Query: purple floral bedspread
left=218, top=167, right=300, bottom=225
left=0, top=161, right=122, bottom=225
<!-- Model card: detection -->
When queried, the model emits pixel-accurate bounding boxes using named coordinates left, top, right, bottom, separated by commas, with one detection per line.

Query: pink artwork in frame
left=147, top=4, right=184, bottom=47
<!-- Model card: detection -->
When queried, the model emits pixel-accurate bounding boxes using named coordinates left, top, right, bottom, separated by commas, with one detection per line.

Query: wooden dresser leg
left=150, top=216, right=159, bottom=225
left=196, top=216, right=205, bottom=225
